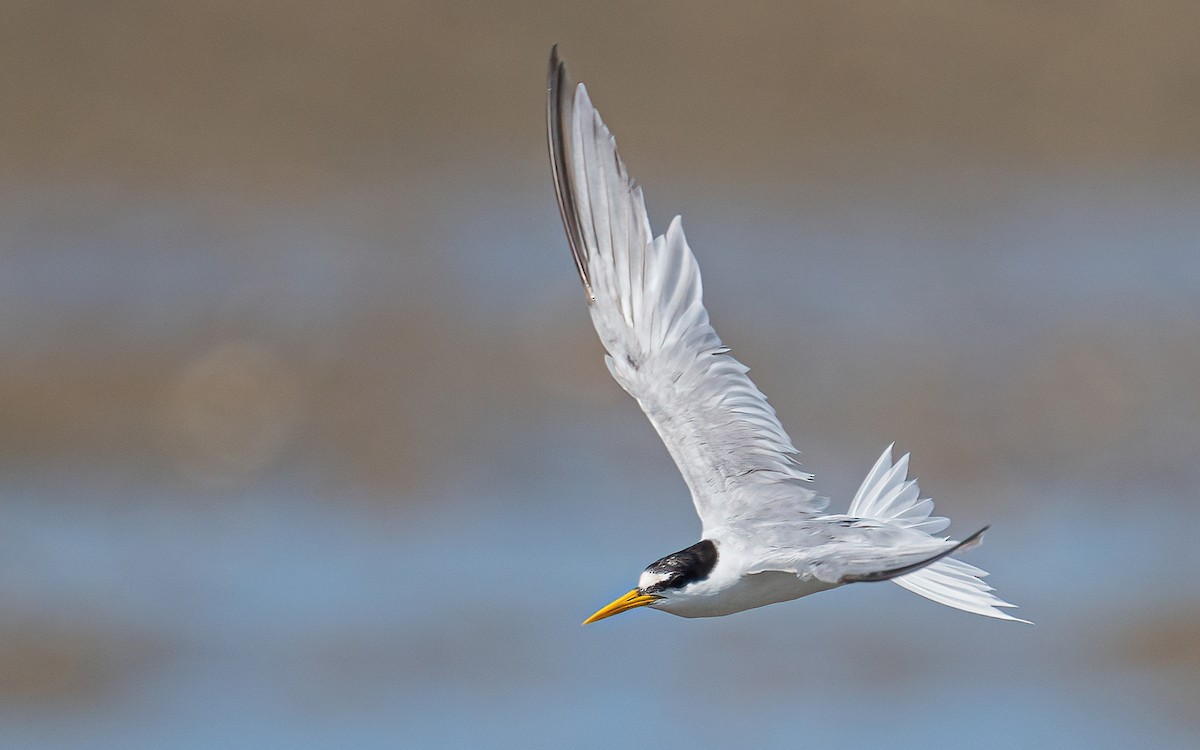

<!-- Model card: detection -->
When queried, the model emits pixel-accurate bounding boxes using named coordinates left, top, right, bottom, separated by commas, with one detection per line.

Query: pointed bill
left=582, top=589, right=659, bottom=625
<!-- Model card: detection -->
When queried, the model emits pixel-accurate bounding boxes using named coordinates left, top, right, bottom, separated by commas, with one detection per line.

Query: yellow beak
left=582, top=589, right=660, bottom=625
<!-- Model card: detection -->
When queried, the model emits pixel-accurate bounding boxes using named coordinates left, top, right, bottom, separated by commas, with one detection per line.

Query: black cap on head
left=642, top=540, right=719, bottom=592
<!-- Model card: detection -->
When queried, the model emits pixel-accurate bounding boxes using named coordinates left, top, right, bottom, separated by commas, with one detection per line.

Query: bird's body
left=547, top=49, right=1026, bottom=625
left=653, top=566, right=836, bottom=619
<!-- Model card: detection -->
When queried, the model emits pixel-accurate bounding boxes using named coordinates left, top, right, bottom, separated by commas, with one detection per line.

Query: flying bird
left=547, top=48, right=1026, bottom=625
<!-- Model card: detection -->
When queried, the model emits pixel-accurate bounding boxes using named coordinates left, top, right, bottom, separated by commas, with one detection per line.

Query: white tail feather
left=849, top=445, right=1030, bottom=623
left=848, top=443, right=949, bottom=533
left=892, top=558, right=1029, bottom=623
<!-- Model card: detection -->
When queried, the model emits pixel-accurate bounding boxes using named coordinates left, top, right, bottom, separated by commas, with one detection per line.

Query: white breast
left=654, top=570, right=838, bottom=618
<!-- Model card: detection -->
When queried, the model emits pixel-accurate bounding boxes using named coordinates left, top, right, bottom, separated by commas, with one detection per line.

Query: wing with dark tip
left=547, top=49, right=826, bottom=534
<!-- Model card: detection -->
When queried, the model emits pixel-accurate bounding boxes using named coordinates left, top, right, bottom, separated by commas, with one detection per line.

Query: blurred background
left=2, top=2, right=1199, bottom=748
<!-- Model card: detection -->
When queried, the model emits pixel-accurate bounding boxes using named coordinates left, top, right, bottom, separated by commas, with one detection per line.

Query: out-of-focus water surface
left=3, top=4, right=1199, bottom=749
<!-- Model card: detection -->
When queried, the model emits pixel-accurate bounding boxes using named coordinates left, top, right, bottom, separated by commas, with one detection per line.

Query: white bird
left=547, top=48, right=1027, bottom=625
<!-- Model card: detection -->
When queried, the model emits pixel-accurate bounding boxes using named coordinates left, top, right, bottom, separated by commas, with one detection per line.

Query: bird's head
left=582, top=539, right=718, bottom=624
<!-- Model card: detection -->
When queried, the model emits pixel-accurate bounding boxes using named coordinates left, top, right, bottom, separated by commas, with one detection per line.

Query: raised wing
left=547, top=49, right=826, bottom=534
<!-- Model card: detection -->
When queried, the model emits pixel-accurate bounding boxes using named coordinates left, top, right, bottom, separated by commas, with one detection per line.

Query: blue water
left=2, top=426, right=1198, bottom=749
left=2, top=175, right=1198, bottom=748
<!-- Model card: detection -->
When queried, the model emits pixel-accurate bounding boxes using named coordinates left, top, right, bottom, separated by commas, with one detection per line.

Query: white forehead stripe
left=638, top=571, right=670, bottom=591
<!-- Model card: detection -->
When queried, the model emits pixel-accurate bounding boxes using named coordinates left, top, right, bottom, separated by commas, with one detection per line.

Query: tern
left=547, top=49, right=1026, bottom=625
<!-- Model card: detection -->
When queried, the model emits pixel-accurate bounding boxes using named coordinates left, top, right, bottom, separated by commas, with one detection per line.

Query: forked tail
left=848, top=445, right=1030, bottom=623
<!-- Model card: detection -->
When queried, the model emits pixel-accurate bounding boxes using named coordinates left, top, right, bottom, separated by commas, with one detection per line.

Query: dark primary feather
left=546, top=46, right=592, bottom=300
left=839, top=526, right=989, bottom=583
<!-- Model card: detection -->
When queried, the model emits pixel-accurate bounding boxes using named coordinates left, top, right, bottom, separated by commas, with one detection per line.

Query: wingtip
left=547, top=45, right=565, bottom=98
left=546, top=45, right=595, bottom=301
left=548, top=45, right=563, bottom=86
left=955, top=525, right=989, bottom=552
